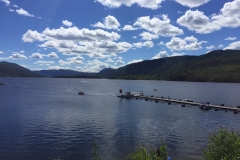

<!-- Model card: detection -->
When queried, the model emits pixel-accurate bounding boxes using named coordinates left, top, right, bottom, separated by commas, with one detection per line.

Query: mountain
left=0, top=61, right=42, bottom=77
left=98, top=68, right=115, bottom=77
left=99, top=50, right=240, bottom=83
left=1, top=50, right=240, bottom=82
left=34, top=69, right=86, bottom=77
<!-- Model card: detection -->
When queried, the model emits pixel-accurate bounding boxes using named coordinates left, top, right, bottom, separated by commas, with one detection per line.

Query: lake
left=0, top=78, right=240, bottom=160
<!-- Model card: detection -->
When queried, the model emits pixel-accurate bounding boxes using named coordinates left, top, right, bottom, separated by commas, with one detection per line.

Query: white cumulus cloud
left=1, top=0, right=10, bottom=6
left=35, top=61, right=55, bottom=66
left=59, top=60, right=72, bottom=66
left=105, top=58, right=114, bottom=63
left=16, top=8, right=34, bottom=17
left=115, top=59, right=125, bottom=65
left=218, top=44, right=224, bottom=48
left=95, top=0, right=163, bottom=10
left=175, top=0, right=210, bottom=8
left=166, top=36, right=207, bottom=51
left=177, top=0, right=240, bottom=34
left=127, top=59, right=143, bottom=65
left=139, top=32, right=159, bottom=41
left=48, top=65, right=70, bottom=70
left=225, top=37, right=237, bottom=41
left=62, top=20, right=73, bottom=27
left=152, top=51, right=169, bottom=59
left=134, top=15, right=184, bottom=37
left=224, top=41, right=240, bottom=50
left=206, top=45, right=215, bottom=50
left=22, top=30, right=46, bottom=42
left=9, top=52, right=28, bottom=60
left=177, top=10, right=219, bottom=34
left=89, top=52, right=110, bottom=59
left=171, top=52, right=185, bottom=56
left=80, top=59, right=115, bottom=72
left=41, top=27, right=120, bottom=42
left=58, top=56, right=84, bottom=66
left=47, top=52, right=59, bottom=58
left=22, top=26, right=131, bottom=57
left=10, top=52, right=28, bottom=60
left=122, top=25, right=138, bottom=31
left=91, top=15, right=120, bottom=30
left=133, top=41, right=154, bottom=48
left=29, top=52, right=45, bottom=59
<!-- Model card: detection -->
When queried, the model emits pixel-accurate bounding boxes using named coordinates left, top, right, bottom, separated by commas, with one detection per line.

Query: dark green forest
left=100, top=50, right=240, bottom=83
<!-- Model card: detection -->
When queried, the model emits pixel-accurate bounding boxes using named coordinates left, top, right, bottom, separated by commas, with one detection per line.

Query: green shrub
left=127, top=143, right=168, bottom=160
left=92, top=142, right=100, bottom=160
left=203, top=127, right=240, bottom=160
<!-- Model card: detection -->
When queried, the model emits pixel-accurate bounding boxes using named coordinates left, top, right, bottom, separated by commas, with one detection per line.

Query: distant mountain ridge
left=34, top=69, right=87, bottom=77
left=1, top=50, right=240, bottom=83
left=0, top=61, right=42, bottom=77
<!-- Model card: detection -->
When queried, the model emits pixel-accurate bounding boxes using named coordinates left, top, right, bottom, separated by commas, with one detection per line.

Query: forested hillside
left=0, top=61, right=41, bottom=77
left=99, top=50, right=240, bottom=83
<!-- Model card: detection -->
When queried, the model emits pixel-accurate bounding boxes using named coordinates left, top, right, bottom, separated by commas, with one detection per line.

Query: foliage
left=127, top=143, right=168, bottom=160
left=92, top=142, right=101, bottom=160
left=91, top=128, right=240, bottom=160
left=203, top=127, right=240, bottom=160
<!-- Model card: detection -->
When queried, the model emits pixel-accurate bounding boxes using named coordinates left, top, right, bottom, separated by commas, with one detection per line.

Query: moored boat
left=184, top=98, right=193, bottom=102
left=78, top=91, right=84, bottom=95
left=200, top=104, right=212, bottom=110
left=139, top=91, right=144, bottom=96
left=0, top=82, right=6, bottom=85
left=118, top=91, right=134, bottom=98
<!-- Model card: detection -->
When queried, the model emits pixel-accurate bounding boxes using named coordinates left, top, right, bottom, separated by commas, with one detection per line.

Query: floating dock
left=119, top=93, right=240, bottom=113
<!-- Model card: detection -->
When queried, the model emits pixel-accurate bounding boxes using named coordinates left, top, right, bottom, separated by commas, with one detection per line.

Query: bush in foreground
left=203, top=127, right=240, bottom=160
left=127, top=143, right=168, bottom=160
left=93, top=128, right=240, bottom=160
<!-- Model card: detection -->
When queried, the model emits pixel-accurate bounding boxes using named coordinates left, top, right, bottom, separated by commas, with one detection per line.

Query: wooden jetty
left=119, top=93, right=240, bottom=113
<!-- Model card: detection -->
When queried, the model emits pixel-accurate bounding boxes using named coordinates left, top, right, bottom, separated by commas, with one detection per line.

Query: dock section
left=119, top=94, right=240, bottom=113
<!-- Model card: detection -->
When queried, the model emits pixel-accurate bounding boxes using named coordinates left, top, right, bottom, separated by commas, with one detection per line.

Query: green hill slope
left=99, top=50, right=240, bottom=83
left=34, top=69, right=86, bottom=77
left=0, top=61, right=42, bottom=77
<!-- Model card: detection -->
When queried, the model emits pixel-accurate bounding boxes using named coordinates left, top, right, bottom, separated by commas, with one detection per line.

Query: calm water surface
left=0, top=78, right=240, bottom=160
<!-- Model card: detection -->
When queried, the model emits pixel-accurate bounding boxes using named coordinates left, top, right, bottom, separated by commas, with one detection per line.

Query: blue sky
left=0, top=0, right=240, bottom=72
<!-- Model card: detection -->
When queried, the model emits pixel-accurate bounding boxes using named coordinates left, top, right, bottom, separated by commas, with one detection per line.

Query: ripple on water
left=1, top=78, right=240, bottom=160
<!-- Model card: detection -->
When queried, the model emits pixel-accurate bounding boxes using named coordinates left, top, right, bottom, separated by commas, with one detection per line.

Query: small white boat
left=139, top=91, right=144, bottom=96
left=184, top=99, right=193, bottom=102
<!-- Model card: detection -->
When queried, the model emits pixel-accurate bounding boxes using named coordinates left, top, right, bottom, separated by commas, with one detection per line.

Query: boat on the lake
left=200, top=104, right=212, bottom=110
left=0, top=82, right=6, bottom=85
left=118, top=91, right=134, bottom=98
left=78, top=91, right=84, bottom=95
left=184, top=98, right=193, bottom=102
